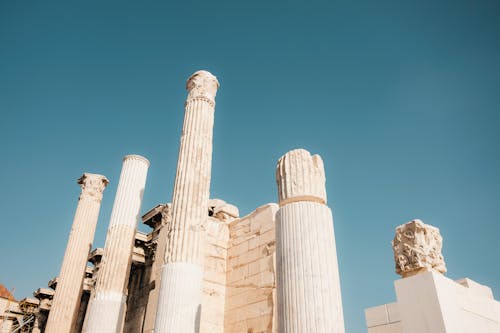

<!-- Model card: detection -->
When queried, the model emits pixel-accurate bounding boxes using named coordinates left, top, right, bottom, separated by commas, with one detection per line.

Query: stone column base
left=154, top=262, right=203, bottom=332
left=83, top=291, right=126, bottom=333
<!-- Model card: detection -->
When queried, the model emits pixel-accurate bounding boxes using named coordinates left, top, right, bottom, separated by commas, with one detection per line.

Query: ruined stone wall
left=35, top=202, right=279, bottom=333
left=224, top=204, right=278, bottom=333
left=200, top=217, right=230, bottom=333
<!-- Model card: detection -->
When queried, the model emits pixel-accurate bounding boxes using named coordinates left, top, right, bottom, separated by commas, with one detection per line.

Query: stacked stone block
left=225, top=204, right=279, bottom=333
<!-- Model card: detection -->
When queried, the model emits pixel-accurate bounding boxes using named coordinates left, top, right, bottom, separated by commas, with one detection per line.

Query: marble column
left=83, top=155, right=149, bottom=333
left=45, top=173, right=109, bottom=333
left=275, top=149, right=345, bottom=333
left=154, top=70, right=219, bottom=333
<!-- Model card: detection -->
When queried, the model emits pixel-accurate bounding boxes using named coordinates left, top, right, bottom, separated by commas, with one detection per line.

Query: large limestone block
left=395, top=271, right=461, bottom=333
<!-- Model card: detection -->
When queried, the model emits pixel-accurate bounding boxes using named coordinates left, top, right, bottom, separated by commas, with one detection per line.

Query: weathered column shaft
left=155, top=70, right=219, bottom=333
left=45, top=173, right=108, bottom=333
left=166, top=96, right=214, bottom=263
left=83, top=155, right=149, bottom=333
left=275, top=149, right=345, bottom=333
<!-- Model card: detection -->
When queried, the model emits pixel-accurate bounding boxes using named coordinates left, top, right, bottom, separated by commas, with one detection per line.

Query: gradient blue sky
left=1, top=1, right=499, bottom=332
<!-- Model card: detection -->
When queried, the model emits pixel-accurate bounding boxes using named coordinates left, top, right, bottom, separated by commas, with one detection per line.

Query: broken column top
left=186, top=70, right=219, bottom=102
left=392, top=219, right=447, bottom=278
left=77, top=173, right=109, bottom=202
left=123, top=154, right=150, bottom=167
left=276, top=148, right=327, bottom=206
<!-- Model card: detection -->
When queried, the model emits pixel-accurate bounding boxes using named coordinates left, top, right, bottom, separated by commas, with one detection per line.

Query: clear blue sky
left=1, top=1, right=499, bottom=332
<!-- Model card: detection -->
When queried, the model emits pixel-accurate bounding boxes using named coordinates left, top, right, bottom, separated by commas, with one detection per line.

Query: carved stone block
left=392, top=219, right=446, bottom=278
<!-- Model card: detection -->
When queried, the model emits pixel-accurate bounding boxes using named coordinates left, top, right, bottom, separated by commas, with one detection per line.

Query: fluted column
left=45, top=173, right=109, bottom=333
left=275, top=149, right=345, bottom=333
left=154, top=70, right=219, bottom=333
left=83, top=155, right=149, bottom=333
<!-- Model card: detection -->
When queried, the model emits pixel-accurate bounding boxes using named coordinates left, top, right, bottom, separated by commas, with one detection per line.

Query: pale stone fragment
left=455, top=278, right=494, bottom=300
left=392, top=219, right=446, bottom=278
left=386, top=302, right=401, bottom=322
left=395, top=271, right=461, bottom=333
left=44, top=173, right=108, bottom=333
left=209, top=198, right=240, bottom=221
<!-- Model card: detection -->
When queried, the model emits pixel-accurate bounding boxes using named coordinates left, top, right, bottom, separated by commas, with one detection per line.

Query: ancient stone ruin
left=1, top=71, right=499, bottom=333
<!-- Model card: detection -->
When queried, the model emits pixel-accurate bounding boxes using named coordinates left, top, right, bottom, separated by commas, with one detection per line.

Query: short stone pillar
left=154, top=70, right=219, bottom=332
left=275, top=149, right=345, bottom=333
left=83, top=155, right=149, bottom=333
left=392, top=219, right=447, bottom=278
left=45, top=173, right=109, bottom=333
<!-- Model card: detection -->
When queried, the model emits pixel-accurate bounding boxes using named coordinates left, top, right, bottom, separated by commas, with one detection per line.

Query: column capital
left=392, top=219, right=447, bottom=278
left=276, top=149, right=327, bottom=206
left=186, top=70, right=219, bottom=104
left=78, top=173, right=109, bottom=202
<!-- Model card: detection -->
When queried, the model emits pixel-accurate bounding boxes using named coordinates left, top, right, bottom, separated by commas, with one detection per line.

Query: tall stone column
left=45, top=173, right=109, bottom=333
left=154, top=70, right=219, bottom=332
left=275, top=149, right=345, bottom=333
left=83, top=155, right=149, bottom=333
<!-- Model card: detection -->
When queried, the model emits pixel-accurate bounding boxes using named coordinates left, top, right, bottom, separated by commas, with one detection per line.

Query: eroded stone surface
left=392, top=219, right=446, bottom=278
left=276, top=148, right=327, bottom=205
